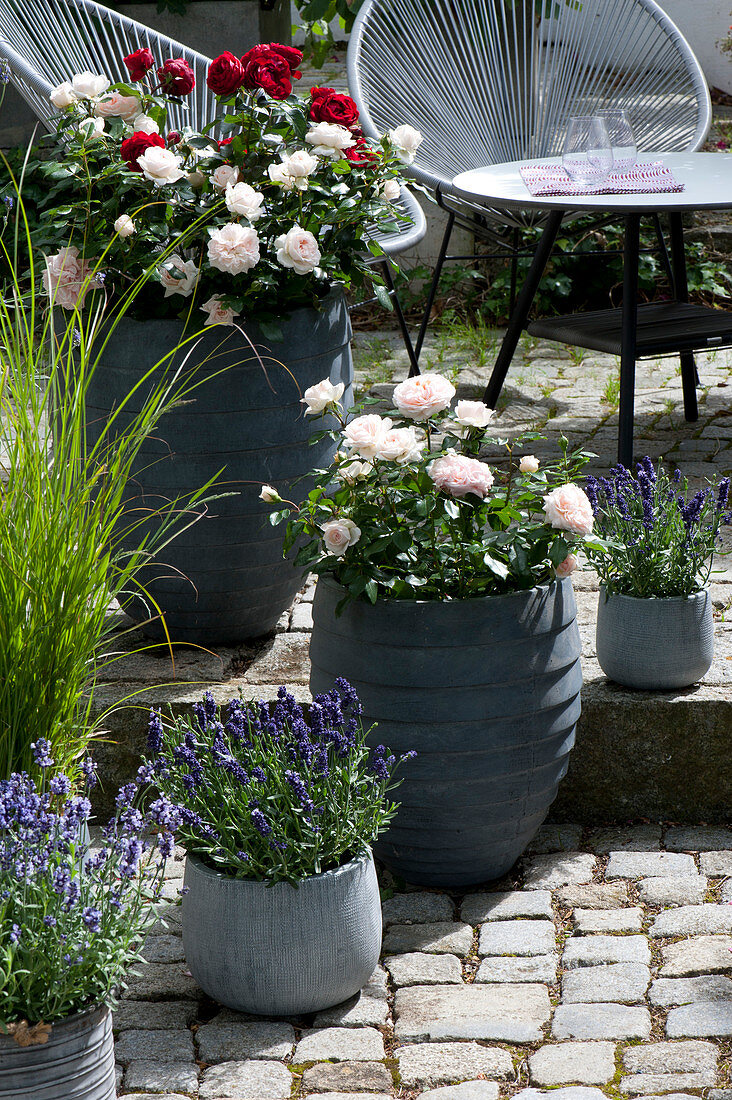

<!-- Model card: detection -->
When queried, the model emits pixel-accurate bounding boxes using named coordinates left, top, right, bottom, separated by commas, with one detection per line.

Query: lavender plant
left=0, top=740, right=179, bottom=1028
left=584, top=458, right=731, bottom=598
left=146, top=682, right=412, bottom=886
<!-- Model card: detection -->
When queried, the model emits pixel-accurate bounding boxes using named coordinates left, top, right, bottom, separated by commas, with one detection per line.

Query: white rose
left=95, top=92, right=140, bottom=121
left=519, top=455, right=540, bottom=474
left=78, top=116, right=105, bottom=142
left=211, top=164, right=239, bottom=191
left=71, top=71, right=109, bottom=98
left=114, top=214, right=136, bottom=238
left=225, top=182, right=264, bottom=221
left=373, top=426, right=424, bottom=464
left=383, top=178, right=401, bottom=202
left=267, top=161, right=294, bottom=190
left=454, top=399, right=494, bottom=430
left=388, top=124, right=423, bottom=165
left=340, top=459, right=371, bottom=484
left=301, top=378, right=345, bottom=415
left=159, top=255, right=199, bottom=297
left=285, top=149, right=319, bottom=178
left=131, top=113, right=160, bottom=135
left=200, top=295, right=241, bottom=326
left=274, top=225, right=321, bottom=275
left=322, top=517, right=361, bottom=557
left=305, top=122, right=356, bottom=157
left=137, top=147, right=186, bottom=186
left=259, top=484, right=281, bottom=503
left=187, top=170, right=206, bottom=189
left=207, top=223, right=260, bottom=275
left=49, top=81, right=78, bottom=109
left=342, top=414, right=392, bottom=459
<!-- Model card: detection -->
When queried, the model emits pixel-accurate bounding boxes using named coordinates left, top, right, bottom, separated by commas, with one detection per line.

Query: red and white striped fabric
left=519, top=161, right=684, bottom=197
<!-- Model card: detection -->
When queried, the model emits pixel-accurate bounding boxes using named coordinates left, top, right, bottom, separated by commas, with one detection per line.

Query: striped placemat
left=519, top=161, right=684, bottom=196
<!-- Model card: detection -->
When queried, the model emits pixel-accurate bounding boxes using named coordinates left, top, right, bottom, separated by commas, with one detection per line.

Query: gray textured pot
left=0, top=1005, right=115, bottom=1100
left=309, top=577, right=582, bottom=888
left=84, top=291, right=352, bottom=646
left=181, top=850, right=382, bottom=1015
left=596, top=586, right=714, bottom=689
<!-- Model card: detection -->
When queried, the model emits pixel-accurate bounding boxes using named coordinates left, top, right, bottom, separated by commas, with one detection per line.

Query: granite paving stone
left=112, top=1001, right=197, bottom=1031
left=563, top=935, right=651, bottom=968
left=527, top=824, right=584, bottom=853
left=140, top=934, right=186, bottom=963
left=462, top=890, right=553, bottom=923
left=606, top=853, right=698, bottom=879
left=660, top=936, right=732, bottom=977
left=556, top=884, right=630, bottom=910
left=124, top=1061, right=200, bottom=1093
left=552, top=1004, right=652, bottom=1040
left=478, top=919, right=556, bottom=957
left=515, top=1088, right=609, bottom=1100
left=666, top=1001, right=732, bottom=1037
left=476, top=954, right=558, bottom=983
left=623, top=1040, right=718, bottom=1074
left=573, top=908, right=643, bottom=933
left=382, top=922, right=473, bottom=955
left=523, top=853, right=597, bottom=889
left=419, top=1083, right=500, bottom=1100
left=700, top=851, right=732, bottom=876
left=300, top=1061, right=393, bottom=1093
left=587, top=826, right=662, bottom=852
left=385, top=952, right=463, bottom=986
left=314, top=967, right=390, bottom=1028
left=638, top=877, right=709, bottom=907
left=649, top=904, right=732, bottom=937
left=394, top=983, right=551, bottom=1042
left=294, top=1027, right=385, bottom=1063
left=381, top=892, right=455, bottom=925
left=649, top=975, right=732, bottom=1005
left=195, top=1018, right=296, bottom=1063
left=394, top=1041, right=514, bottom=1088
left=561, top=962, right=651, bottom=1004
left=665, top=827, right=732, bottom=851
left=199, top=1059, right=293, bottom=1100
left=120, top=1095, right=189, bottom=1100
left=722, top=881, right=732, bottom=902
left=114, top=1028, right=194, bottom=1064
left=619, top=1073, right=715, bottom=1094
left=304, top=1094, right=391, bottom=1100
left=528, top=1042, right=616, bottom=1085
left=121, top=962, right=200, bottom=1000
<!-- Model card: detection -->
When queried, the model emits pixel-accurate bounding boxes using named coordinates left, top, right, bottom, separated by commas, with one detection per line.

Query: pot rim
left=185, top=846, right=374, bottom=886
left=0, top=1002, right=109, bottom=1046
left=317, top=573, right=570, bottom=608
left=598, top=584, right=710, bottom=603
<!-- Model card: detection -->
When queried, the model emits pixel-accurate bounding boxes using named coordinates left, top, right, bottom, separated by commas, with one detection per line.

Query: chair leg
left=668, top=211, right=700, bottom=418
left=508, top=226, right=520, bottom=315
left=650, top=212, right=674, bottom=289
left=618, top=214, right=640, bottom=470
left=415, top=209, right=455, bottom=360
left=378, top=259, right=421, bottom=378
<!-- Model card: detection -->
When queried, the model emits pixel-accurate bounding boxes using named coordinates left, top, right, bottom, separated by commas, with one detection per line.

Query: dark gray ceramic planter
left=310, top=577, right=582, bottom=888
left=596, top=586, right=714, bottom=689
left=0, top=1005, right=115, bottom=1100
left=85, top=291, right=352, bottom=645
left=181, top=850, right=382, bottom=1015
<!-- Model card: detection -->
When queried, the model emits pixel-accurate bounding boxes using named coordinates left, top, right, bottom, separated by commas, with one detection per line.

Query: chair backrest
left=0, top=0, right=215, bottom=132
left=347, top=0, right=712, bottom=195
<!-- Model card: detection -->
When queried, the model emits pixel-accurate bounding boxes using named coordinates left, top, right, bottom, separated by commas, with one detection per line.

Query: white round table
left=452, top=153, right=732, bottom=466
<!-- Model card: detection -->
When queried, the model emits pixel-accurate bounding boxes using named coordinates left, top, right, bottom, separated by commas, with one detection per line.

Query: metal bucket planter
left=309, top=577, right=582, bottom=888
left=596, top=586, right=714, bottom=689
left=84, top=291, right=352, bottom=646
left=0, top=1005, right=115, bottom=1100
left=181, top=850, right=382, bottom=1015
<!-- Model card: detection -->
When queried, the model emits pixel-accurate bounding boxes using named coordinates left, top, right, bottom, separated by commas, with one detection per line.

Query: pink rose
left=373, top=426, right=424, bottom=464
left=342, top=414, right=392, bottom=459
left=392, top=373, right=456, bottom=421
left=543, top=484, right=594, bottom=535
left=94, top=91, right=141, bottom=121
left=322, top=517, right=361, bottom=556
left=200, top=295, right=240, bottom=326
left=302, top=378, right=345, bottom=415
left=555, top=553, right=578, bottom=579
left=207, top=222, right=260, bottom=274
left=43, top=247, right=102, bottom=310
left=454, top=399, right=493, bottom=430
left=274, top=225, right=321, bottom=274
left=429, top=451, right=494, bottom=499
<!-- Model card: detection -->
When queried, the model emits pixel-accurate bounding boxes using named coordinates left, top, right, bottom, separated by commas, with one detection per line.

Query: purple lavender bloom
left=251, top=766, right=266, bottom=783
left=285, top=769, right=314, bottom=814
left=82, top=906, right=102, bottom=932
left=49, top=774, right=71, bottom=796
left=716, top=478, right=730, bottom=513
left=157, top=832, right=175, bottom=858
left=80, top=758, right=98, bottom=789
left=251, top=808, right=271, bottom=836
left=9, top=923, right=21, bottom=944
left=31, top=739, right=54, bottom=769
left=147, top=710, right=164, bottom=754
left=638, top=456, right=657, bottom=483
left=368, top=744, right=396, bottom=780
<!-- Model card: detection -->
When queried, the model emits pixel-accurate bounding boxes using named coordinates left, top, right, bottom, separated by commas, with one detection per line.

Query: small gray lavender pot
left=596, top=586, right=714, bottom=689
left=181, top=850, right=382, bottom=1015
left=0, top=1004, right=115, bottom=1100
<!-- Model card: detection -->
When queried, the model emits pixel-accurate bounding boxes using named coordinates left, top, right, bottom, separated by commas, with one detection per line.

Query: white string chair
left=0, top=0, right=426, bottom=372
left=347, top=0, right=712, bottom=360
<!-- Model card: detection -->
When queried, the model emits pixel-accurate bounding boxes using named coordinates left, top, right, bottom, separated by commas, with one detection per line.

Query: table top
left=452, top=153, right=732, bottom=214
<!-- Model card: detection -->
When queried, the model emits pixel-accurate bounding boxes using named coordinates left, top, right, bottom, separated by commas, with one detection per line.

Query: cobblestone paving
left=115, top=826, right=732, bottom=1099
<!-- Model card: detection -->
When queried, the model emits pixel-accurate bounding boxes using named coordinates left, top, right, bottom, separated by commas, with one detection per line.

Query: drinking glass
left=599, top=108, right=637, bottom=173
left=562, top=115, right=614, bottom=186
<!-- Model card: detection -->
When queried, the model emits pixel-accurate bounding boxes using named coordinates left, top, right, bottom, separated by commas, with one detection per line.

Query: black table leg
left=618, top=214, right=640, bottom=469
left=668, top=211, right=699, bottom=421
left=483, top=208, right=565, bottom=408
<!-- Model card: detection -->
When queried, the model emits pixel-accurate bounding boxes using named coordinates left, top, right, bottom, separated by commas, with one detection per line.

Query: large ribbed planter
left=596, top=586, right=714, bottom=689
left=181, top=850, right=382, bottom=1015
left=0, top=1005, right=115, bottom=1100
left=85, top=291, right=352, bottom=645
left=310, top=577, right=582, bottom=888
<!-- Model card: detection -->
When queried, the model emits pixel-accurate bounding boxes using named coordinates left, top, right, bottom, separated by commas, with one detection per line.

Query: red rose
left=120, top=130, right=165, bottom=171
left=123, top=47, right=154, bottom=82
left=240, top=45, right=292, bottom=99
left=309, top=90, right=360, bottom=128
left=310, top=85, right=335, bottom=101
left=218, top=136, right=233, bottom=149
left=157, top=57, right=195, bottom=96
left=207, top=51, right=245, bottom=95
left=167, top=130, right=182, bottom=145
left=345, top=136, right=379, bottom=164
left=268, top=43, right=303, bottom=74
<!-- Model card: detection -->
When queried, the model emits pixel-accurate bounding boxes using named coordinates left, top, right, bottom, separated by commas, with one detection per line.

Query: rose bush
left=12, top=44, right=422, bottom=328
left=265, top=374, right=595, bottom=602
